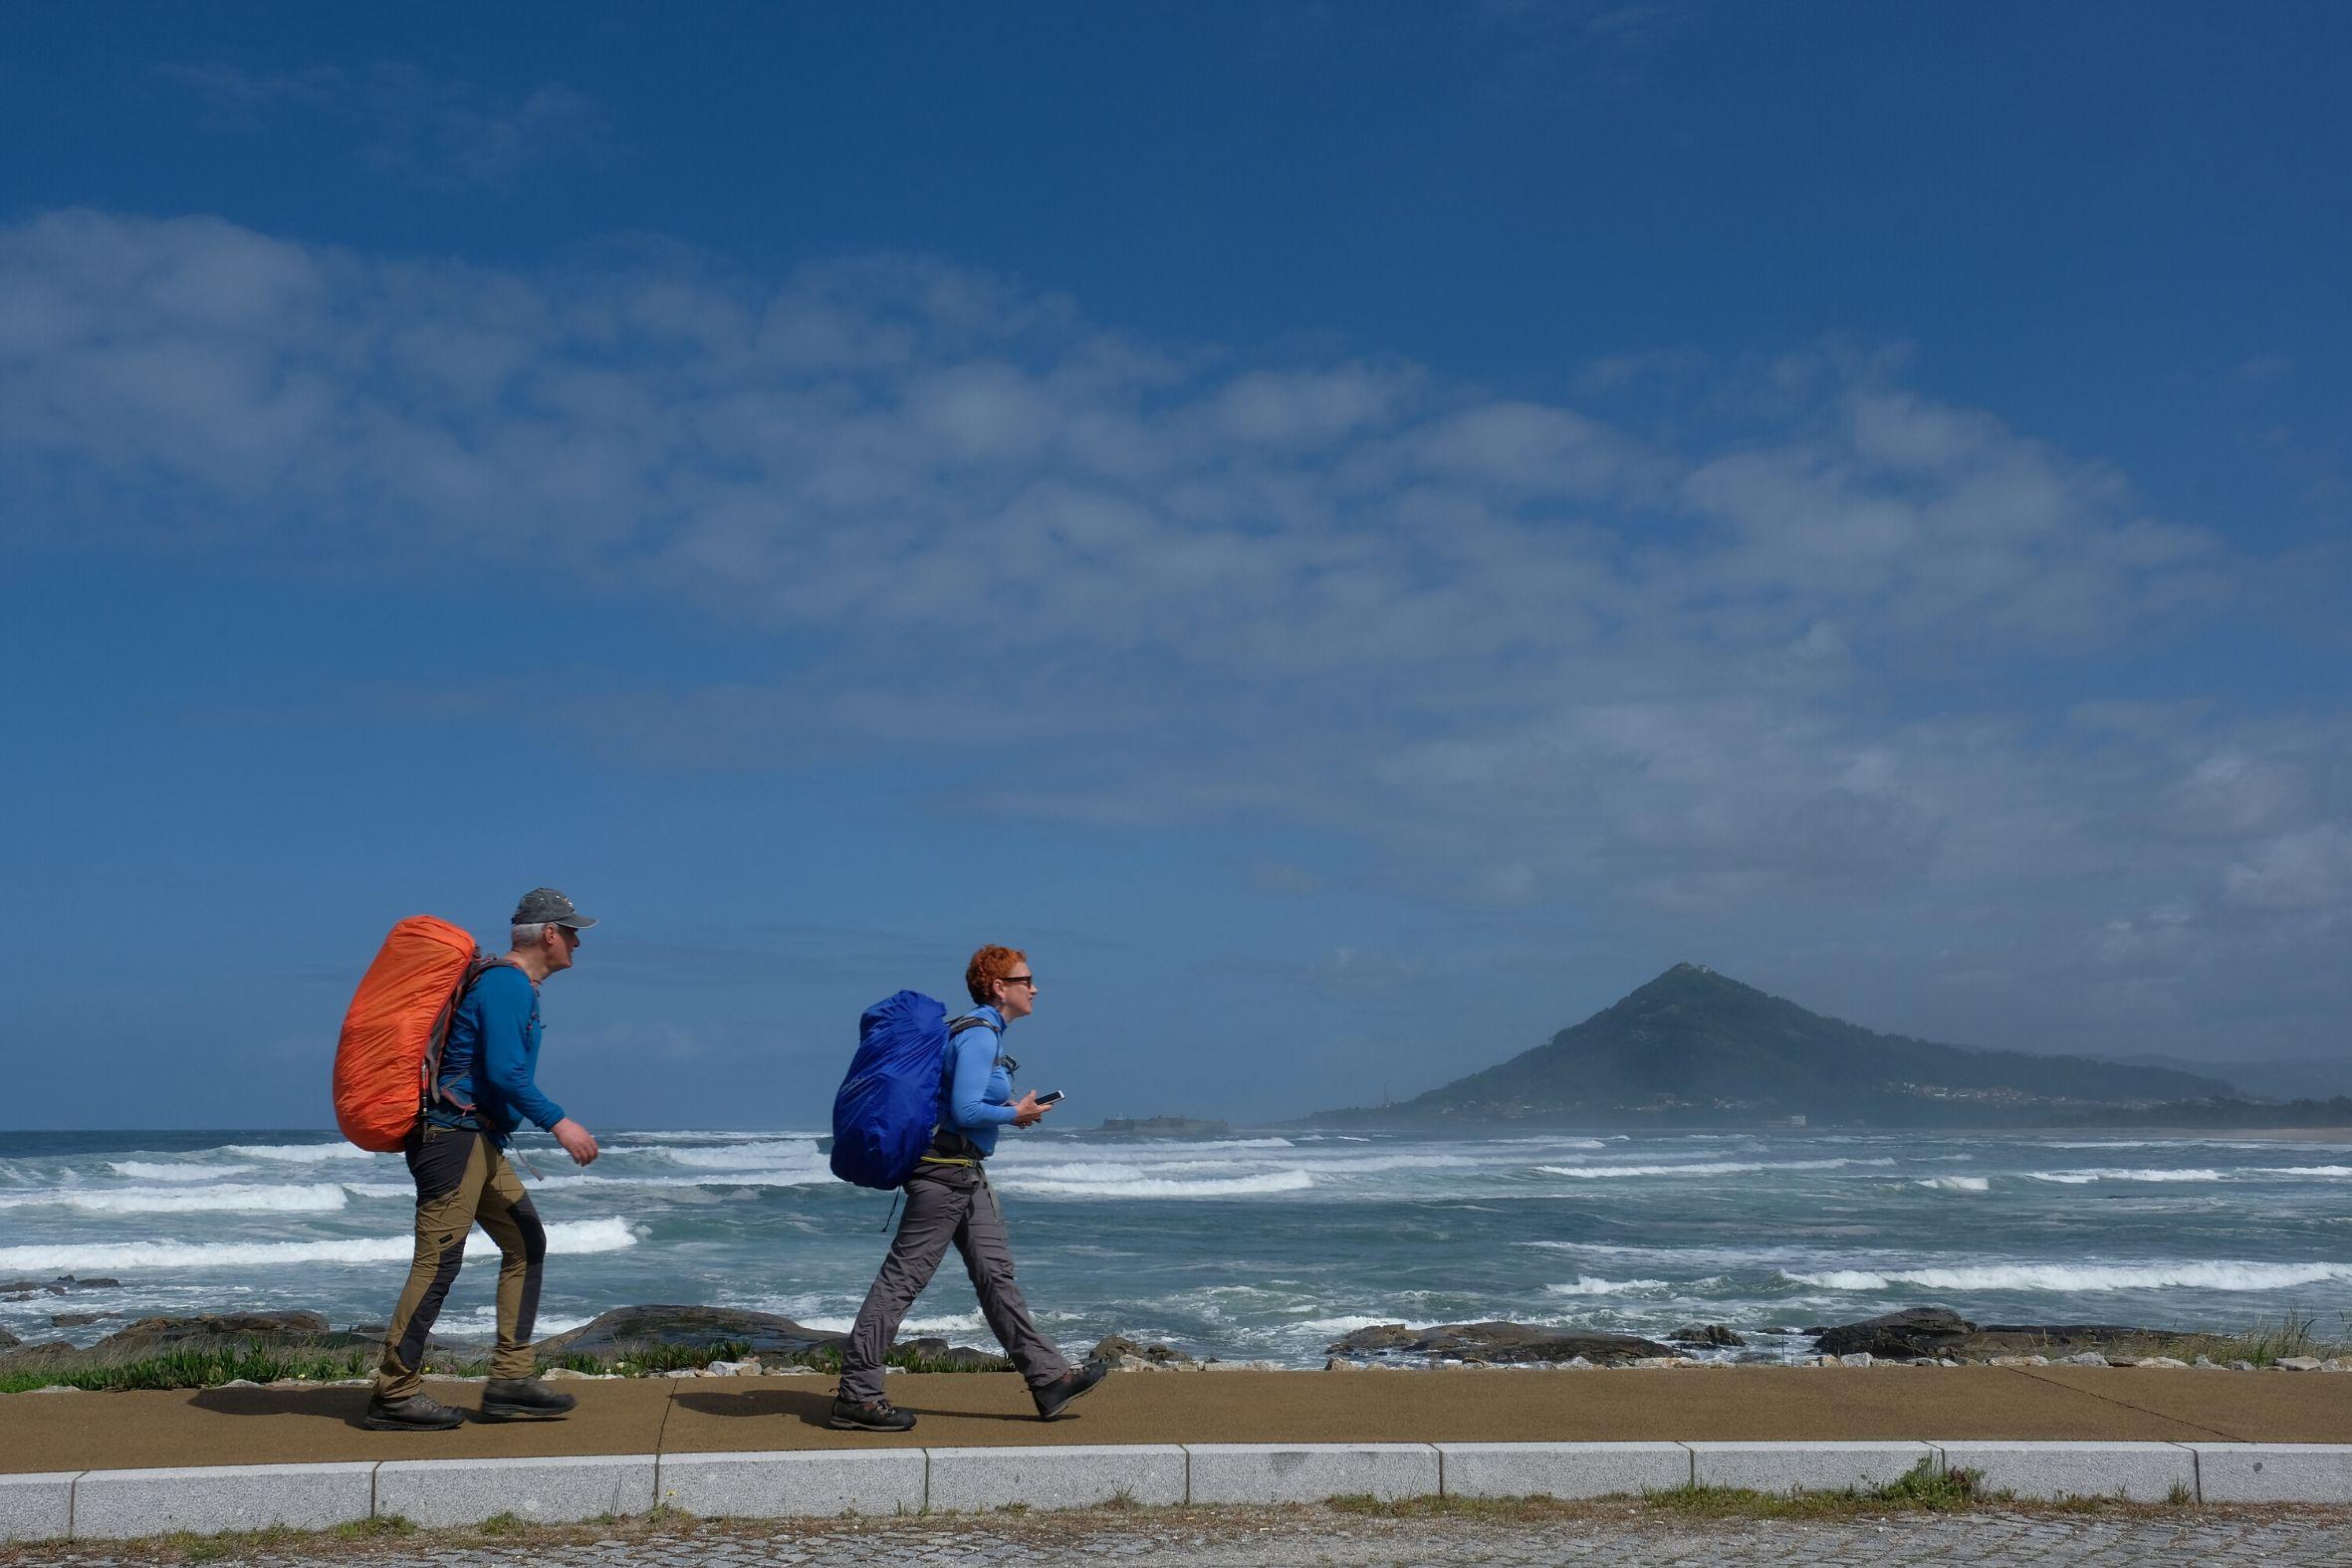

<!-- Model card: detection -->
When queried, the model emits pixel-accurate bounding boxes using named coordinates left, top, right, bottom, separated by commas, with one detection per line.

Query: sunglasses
left=1002, top=975, right=1037, bottom=989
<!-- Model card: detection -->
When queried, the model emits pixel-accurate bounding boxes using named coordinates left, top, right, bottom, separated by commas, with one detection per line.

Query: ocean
left=2, top=1127, right=2345, bottom=1364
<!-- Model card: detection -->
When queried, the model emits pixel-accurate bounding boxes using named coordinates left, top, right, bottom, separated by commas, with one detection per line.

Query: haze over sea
left=4, top=1128, right=2344, bottom=1364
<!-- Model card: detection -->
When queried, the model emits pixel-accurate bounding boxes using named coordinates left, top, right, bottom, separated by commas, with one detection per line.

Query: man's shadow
left=189, top=1385, right=384, bottom=1430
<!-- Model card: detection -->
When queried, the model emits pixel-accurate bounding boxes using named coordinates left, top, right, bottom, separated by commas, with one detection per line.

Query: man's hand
left=552, top=1118, right=599, bottom=1166
left=1010, top=1090, right=1052, bottom=1128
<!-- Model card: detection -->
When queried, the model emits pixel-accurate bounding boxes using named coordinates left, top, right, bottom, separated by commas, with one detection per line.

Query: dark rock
left=0, top=1281, right=51, bottom=1295
left=1669, top=1323, right=1747, bottom=1348
left=1327, top=1320, right=1674, bottom=1366
left=100, top=1311, right=334, bottom=1348
left=0, top=1327, right=18, bottom=1350
left=1813, top=1306, right=2232, bottom=1363
left=538, top=1304, right=847, bottom=1360
left=51, top=1312, right=119, bottom=1328
left=1814, top=1306, right=1976, bottom=1359
left=900, top=1336, right=1010, bottom=1372
left=1093, top=1333, right=1198, bottom=1366
left=1800, top=1325, right=1830, bottom=1336
left=61, top=1276, right=122, bottom=1290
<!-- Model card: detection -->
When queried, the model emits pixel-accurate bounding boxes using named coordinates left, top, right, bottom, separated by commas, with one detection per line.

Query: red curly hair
left=965, top=944, right=1030, bottom=1005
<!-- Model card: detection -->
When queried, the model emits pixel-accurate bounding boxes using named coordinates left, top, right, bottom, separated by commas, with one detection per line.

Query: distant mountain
left=1312, top=963, right=2239, bottom=1128
left=2095, top=1052, right=2352, bottom=1104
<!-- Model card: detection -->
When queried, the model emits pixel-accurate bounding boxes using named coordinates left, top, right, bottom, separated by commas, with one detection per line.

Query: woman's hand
left=1010, top=1090, right=1052, bottom=1128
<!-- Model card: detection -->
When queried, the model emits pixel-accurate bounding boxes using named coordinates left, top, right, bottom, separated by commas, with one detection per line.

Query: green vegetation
left=0, top=1342, right=376, bottom=1394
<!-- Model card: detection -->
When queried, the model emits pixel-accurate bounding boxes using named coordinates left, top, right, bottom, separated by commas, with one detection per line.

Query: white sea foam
left=1915, top=1176, right=1991, bottom=1192
left=1783, top=1260, right=2352, bottom=1293
left=342, top=1182, right=418, bottom=1199
left=2027, top=1168, right=2226, bottom=1184
left=2267, top=1166, right=2352, bottom=1178
left=1547, top=1275, right=1670, bottom=1296
left=643, top=1140, right=823, bottom=1169
left=1293, top=1153, right=1481, bottom=1174
left=0, top=1183, right=351, bottom=1216
left=545, top=1170, right=835, bottom=1192
left=0, top=1217, right=637, bottom=1273
left=1291, top=1314, right=1402, bottom=1334
left=110, top=1162, right=260, bottom=1181
left=794, top=1311, right=988, bottom=1335
left=218, top=1143, right=379, bottom=1164
left=993, top=1169, right=1314, bottom=1199
left=1534, top=1158, right=1895, bottom=1179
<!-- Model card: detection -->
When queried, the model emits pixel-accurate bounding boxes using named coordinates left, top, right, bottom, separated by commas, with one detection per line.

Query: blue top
left=432, top=964, right=567, bottom=1142
left=937, top=1005, right=1018, bottom=1158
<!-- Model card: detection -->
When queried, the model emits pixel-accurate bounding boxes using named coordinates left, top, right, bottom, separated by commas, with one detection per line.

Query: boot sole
left=824, top=1416, right=916, bottom=1432
left=478, top=1404, right=572, bottom=1422
left=360, top=1414, right=464, bottom=1432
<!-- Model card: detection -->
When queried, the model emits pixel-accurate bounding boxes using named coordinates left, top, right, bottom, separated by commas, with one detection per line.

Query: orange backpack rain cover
left=334, top=917, right=479, bottom=1151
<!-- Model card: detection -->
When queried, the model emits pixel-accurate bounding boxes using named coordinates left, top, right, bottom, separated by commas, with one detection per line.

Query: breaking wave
left=993, top=1169, right=1314, bottom=1199
left=1915, top=1176, right=1991, bottom=1192
left=1546, top=1275, right=1670, bottom=1296
left=1535, top=1159, right=1895, bottom=1179
left=2027, top=1168, right=2226, bottom=1184
left=217, top=1143, right=379, bottom=1164
left=0, top=1217, right=638, bottom=1273
left=110, top=1162, right=259, bottom=1181
left=641, top=1140, right=823, bottom=1169
left=0, top=1183, right=351, bottom=1216
left=1783, top=1260, right=2352, bottom=1293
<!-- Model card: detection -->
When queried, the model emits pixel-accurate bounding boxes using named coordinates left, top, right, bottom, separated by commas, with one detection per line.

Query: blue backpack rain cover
left=830, top=991, right=988, bottom=1190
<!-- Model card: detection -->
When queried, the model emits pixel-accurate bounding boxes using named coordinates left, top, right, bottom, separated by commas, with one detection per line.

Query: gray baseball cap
left=513, top=887, right=597, bottom=929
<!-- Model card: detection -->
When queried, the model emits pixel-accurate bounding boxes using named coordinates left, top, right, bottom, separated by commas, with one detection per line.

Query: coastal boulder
left=1670, top=1323, right=1747, bottom=1348
left=0, top=1327, right=18, bottom=1350
left=101, top=1312, right=344, bottom=1349
left=1327, top=1320, right=1674, bottom=1366
left=1093, top=1333, right=1198, bottom=1368
left=539, top=1305, right=846, bottom=1360
left=1814, top=1306, right=1975, bottom=1359
left=900, top=1336, right=1011, bottom=1371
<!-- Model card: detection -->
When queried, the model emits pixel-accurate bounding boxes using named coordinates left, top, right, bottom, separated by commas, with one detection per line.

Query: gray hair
left=512, top=922, right=549, bottom=948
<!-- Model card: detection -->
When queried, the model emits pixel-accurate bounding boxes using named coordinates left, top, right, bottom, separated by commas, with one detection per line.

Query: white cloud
left=4, top=208, right=2343, bottom=1022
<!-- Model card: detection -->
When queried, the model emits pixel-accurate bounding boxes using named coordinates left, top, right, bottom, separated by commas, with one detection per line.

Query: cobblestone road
left=11, top=1504, right=2352, bottom=1567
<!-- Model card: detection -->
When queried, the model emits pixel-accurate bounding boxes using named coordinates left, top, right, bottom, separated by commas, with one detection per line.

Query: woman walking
left=828, top=944, right=1107, bottom=1431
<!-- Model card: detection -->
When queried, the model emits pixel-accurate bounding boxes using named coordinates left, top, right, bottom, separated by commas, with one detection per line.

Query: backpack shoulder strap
left=423, top=954, right=515, bottom=1113
left=947, top=1014, right=995, bottom=1037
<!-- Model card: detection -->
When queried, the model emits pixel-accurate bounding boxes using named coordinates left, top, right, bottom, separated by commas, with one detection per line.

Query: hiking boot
left=1033, top=1358, right=1108, bottom=1420
left=826, top=1395, right=916, bottom=1432
left=480, top=1377, right=578, bottom=1422
left=361, top=1391, right=464, bottom=1432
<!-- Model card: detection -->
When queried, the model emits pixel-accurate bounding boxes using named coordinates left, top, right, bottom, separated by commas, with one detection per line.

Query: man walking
left=364, top=888, right=602, bottom=1432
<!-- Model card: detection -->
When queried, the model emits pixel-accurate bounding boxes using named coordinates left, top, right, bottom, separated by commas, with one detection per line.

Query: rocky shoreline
left=3, top=1298, right=2346, bottom=1386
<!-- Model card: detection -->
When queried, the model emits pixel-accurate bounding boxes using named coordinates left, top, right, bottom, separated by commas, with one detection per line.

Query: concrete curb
left=9, top=1441, right=2352, bottom=1541
left=1934, top=1441, right=2195, bottom=1503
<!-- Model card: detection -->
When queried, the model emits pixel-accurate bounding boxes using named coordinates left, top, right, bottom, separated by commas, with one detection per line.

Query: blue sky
left=4, top=2, right=2347, bottom=1129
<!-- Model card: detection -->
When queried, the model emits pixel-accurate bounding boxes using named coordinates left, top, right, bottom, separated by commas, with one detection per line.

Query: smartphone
left=1036, top=1089, right=1065, bottom=1104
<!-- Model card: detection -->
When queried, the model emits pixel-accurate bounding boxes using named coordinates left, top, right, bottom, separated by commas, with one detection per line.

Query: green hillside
left=1315, top=963, right=2238, bottom=1128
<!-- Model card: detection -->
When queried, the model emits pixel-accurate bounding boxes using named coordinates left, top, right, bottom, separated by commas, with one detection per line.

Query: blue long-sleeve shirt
left=937, top=1005, right=1017, bottom=1158
left=432, top=964, right=567, bottom=1142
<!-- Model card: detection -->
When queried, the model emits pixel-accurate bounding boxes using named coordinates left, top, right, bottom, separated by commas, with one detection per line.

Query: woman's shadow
left=670, top=1387, right=1052, bottom=1429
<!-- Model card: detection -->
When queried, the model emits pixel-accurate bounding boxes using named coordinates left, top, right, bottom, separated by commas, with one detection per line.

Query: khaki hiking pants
left=838, top=1160, right=1071, bottom=1405
left=375, top=1124, right=547, bottom=1401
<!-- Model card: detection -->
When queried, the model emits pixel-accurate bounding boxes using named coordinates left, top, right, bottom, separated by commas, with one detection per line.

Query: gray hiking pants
left=838, top=1161, right=1070, bottom=1404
